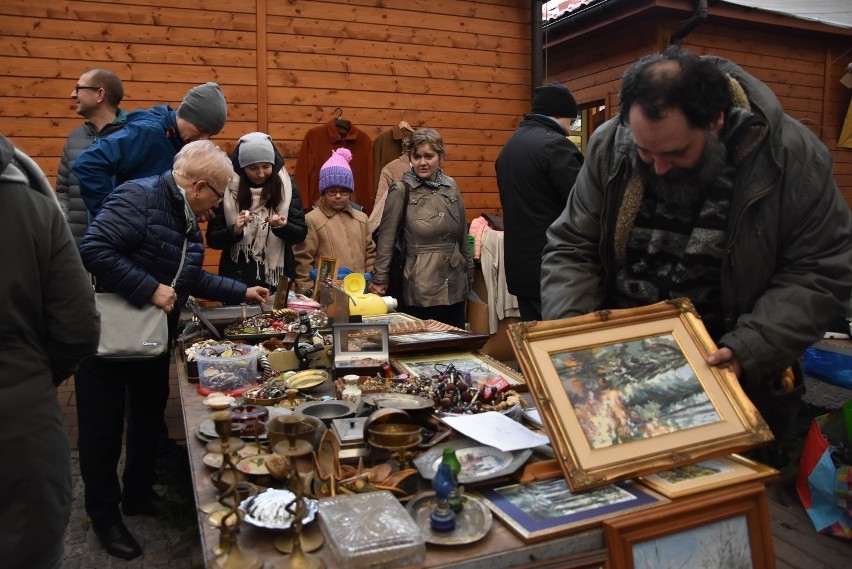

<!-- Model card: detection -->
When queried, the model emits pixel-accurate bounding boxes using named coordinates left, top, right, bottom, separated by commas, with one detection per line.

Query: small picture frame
left=507, top=298, right=773, bottom=491
left=332, top=322, right=389, bottom=373
left=475, top=477, right=668, bottom=543
left=638, top=453, right=779, bottom=499
left=604, top=482, right=775, bottom=569
left=391, top=351, right=525, bottom=389
left=313, top=256, right=338, bottom=300
left=387, top=329, right=489, bottom=354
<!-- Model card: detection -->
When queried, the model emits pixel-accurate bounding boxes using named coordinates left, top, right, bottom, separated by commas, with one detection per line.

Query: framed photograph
left=604, top=482, right=775, bottom=569
left=476, top=477, right=668, bottom=543
left=391, top=351, right=525, bottom=389
left=387, top=329, right=489, bottom=354
left=507, top=299, right=773, bottom=491
left=313, top=256, right=338, bottom=299
left=638, top=454, right=778, bottom=499
left=332, top=322, right=389, bottom=369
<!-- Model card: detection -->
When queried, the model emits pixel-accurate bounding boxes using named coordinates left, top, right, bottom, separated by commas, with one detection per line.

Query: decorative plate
left=406, top=492, right=492, bottom=545
left=362, top=393, right=435, bottom=410
left=413, top=439, right=533, bottom=484
left=236, top=454, right=273, bottom=476
left=239, top=489, right=318, bottom=530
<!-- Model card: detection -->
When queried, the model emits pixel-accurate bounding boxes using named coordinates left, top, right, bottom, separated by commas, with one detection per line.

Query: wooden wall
left=543, top=9, right=852, bottom=208
left=0, top=0, right=531, bottom=270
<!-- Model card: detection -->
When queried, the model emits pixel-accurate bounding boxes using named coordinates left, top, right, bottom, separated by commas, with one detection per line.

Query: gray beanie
left=237, top=132, right=275, bottom=168
left=177, top=82, right=227, bottom=135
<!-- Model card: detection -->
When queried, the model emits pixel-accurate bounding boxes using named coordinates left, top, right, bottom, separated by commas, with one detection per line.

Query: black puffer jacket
left=80, top=171, right=247, bottom=318
left=56, top=111, right=127, bottom=244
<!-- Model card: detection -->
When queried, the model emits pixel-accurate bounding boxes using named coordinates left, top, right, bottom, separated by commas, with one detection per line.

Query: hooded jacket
left=496, top=114, right=583, bottom=298
left=80, top=171, right=247, bottom=318
left=541, top=56, right=852, bottom=405
left=74, top=105, right=184, bottom=216
left=56, top=109, right=128, bottom=244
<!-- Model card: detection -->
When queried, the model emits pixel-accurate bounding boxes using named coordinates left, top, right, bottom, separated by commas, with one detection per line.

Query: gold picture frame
left=507, top=299, right=772, bottom=492
left=638, top=453, right=779, bottom=499
left=313, top=256, right=338, bottom=300
left=391, top=351, right=525, bottom=389
left=604, top=482, right=775, bottom=569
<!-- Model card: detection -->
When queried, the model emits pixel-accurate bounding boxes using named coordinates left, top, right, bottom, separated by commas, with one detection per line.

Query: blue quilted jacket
left=79, top=171, right=247, bottom=312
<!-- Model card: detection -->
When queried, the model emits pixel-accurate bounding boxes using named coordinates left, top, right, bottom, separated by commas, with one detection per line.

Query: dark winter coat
left=80, top=171, right=248, bottom=324
left=0, top=134, right=100, bottom=569
left=496, top=114, right=583, bottom=298
left=56, top=110, right=127, bottom=244
left=74, top=105, right=184, bottom=216
left=541, top=56, right=852, bottom=421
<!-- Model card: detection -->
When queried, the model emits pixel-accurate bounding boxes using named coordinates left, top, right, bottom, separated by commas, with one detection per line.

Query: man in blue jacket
left=496, top=82, right=584, bottom=321
left=74, top=81, right=227, bottom=216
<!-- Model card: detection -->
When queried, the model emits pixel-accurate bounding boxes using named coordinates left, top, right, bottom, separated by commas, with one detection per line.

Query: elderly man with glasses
left=74, top=81, right=229, bottom=217
left=76, top=141, right=269, bottom=560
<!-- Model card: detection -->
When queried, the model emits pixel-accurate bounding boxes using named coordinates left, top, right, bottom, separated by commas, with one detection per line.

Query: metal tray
left=414, top=438, right=532, bottom=484
left=406, top=492, right=492, bottom=545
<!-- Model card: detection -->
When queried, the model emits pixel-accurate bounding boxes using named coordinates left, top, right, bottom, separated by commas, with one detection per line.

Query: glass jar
left=341, top=374, right=362, bottom=406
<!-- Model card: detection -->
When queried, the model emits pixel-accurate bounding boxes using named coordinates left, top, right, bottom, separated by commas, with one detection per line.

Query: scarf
left=412, top=167, right=446, bottom=189
left=223, top=170, right=293, bottom=284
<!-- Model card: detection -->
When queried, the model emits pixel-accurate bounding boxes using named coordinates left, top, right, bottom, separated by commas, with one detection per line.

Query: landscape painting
left=633, top=515, right=752, bottom=569
left=550, top=333, right=720, bottom=449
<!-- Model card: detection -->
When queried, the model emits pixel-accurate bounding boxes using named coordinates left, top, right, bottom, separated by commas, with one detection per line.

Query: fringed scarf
left=223, top=170, right=293, bottom=284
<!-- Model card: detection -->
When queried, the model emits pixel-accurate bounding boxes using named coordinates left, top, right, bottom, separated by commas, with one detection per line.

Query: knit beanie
left=176, top=82, right=227, bottom=135
left=318, top=148, right=354, bottom=193
left=531, top=82, right=578, bottom=118
left=237, top=132, right=275, bottom=168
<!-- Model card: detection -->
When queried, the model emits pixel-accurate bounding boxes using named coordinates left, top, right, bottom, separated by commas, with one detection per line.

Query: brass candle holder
left=273, top=415, right=324, bottom=569
left=208, top=410, right=262, bottom=569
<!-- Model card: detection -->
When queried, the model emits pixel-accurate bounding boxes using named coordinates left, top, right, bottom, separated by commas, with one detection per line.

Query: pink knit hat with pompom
left=318, top=148, right=354, bottom=193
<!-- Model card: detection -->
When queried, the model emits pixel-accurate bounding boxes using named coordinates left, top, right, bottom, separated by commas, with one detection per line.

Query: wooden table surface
left=176, top=354, right=607, bottom=568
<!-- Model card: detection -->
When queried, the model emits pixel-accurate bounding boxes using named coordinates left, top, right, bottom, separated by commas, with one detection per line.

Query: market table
left=176, top=352, right=608, bottom=568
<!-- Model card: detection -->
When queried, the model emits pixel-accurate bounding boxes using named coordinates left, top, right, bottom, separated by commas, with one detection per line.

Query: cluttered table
left=176, top=350, right=609, bottom=568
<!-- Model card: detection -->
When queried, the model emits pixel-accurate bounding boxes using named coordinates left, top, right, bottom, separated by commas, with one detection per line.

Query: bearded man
left=540, top=46, right=852, bottom=460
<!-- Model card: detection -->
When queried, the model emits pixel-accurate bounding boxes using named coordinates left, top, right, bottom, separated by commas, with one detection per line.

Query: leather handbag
left=386, top=182, right=410, bottom=300
left=94, top=238, right=188, bottom=360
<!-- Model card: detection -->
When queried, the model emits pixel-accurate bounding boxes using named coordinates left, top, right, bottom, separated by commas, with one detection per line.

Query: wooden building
left=0, top=0, right=533, bottom=269
left=542, top=0, right=852, bottom=207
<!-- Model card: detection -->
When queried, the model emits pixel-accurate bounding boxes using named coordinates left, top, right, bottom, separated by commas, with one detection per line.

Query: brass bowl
left=368, top=423, right=421, bottom=447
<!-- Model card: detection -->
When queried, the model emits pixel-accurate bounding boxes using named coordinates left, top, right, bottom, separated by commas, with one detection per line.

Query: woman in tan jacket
left=293, top=148, right=376, bottom=295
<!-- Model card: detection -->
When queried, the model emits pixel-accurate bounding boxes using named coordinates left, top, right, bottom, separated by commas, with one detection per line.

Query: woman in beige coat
left=293, top=148, right=376, bottom=295
left=369, top=128, right=473, bottom=328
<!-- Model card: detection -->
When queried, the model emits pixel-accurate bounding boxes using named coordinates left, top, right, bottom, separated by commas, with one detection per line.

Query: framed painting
left=507, top=299, right=772, bottom=491
left=604, top=482, right=775, bottom=569
left=387, top=329, right=489, bottom=354
left=313, top=256, right=338, bottom=299
left=332, top=323, right=389, bottom=369
left=476, top=477, right=668, bottom=543
left=638, top=454, right=779, bottom=499
left=391, top=351, right=525, bottom=389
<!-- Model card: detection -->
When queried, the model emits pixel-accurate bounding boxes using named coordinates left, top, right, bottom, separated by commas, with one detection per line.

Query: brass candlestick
left=274, top=415, right=324, bottom=569
left=208, top=411, right=262, bottom=569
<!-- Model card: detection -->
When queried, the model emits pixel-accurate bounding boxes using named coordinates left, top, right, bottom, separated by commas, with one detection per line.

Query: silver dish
left=239, top=489, right=318, bottom=530
left=198, top=418, right=267, bottom=441
left=406, top=492, right=492, bottom=545
left=413, top=439, right=533, bottom=484
left=362, top=392, right=434, bottom=410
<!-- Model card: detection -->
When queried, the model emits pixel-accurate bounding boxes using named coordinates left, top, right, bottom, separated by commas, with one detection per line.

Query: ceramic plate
left=413, top=439, right=533, bottom=484
left=362, top=393, right=434, bottom=410
left=239, top=489, right=318, bottom=530
left=407, top=492, right=492, bottom=545
left=236, top=454, right=272, bottom=476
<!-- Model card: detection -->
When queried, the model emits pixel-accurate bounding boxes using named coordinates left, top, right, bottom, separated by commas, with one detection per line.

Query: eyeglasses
left=325, top=189, right=352, bottom=197
left=74, top=85, right=101, bottom=93
left=204, top=181, right=225, bottom=202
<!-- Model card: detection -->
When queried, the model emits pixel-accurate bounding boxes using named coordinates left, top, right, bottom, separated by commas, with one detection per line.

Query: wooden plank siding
left=0, top=0, right=532, bottom=273
left=542, top=6, right=852, bottom=209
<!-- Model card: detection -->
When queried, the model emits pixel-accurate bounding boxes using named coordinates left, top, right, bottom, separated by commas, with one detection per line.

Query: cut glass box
left=319, top=490, right=425, bottom=568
